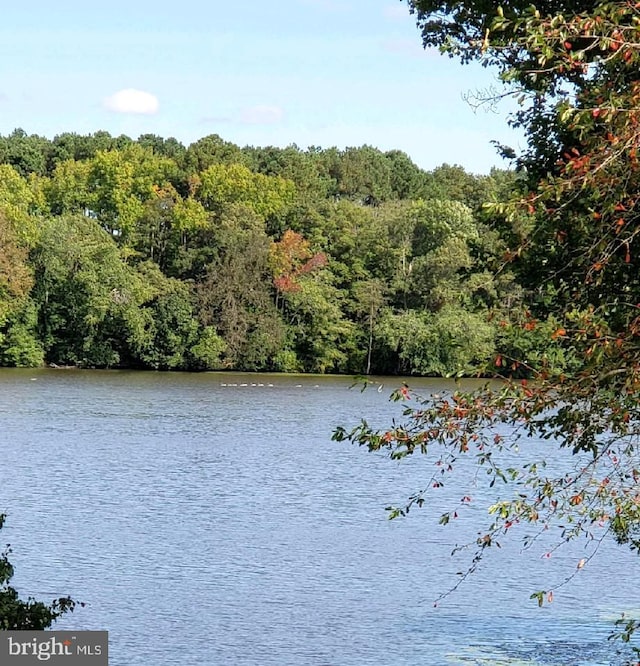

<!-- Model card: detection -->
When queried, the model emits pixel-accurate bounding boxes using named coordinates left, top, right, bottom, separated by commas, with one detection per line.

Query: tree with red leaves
left=269, top=229, right=327, bottom=295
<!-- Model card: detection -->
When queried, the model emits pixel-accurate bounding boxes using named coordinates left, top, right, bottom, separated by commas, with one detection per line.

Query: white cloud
left=239, top=105, right=284, bottom=125
left=103, top=88, right=159, bottom=115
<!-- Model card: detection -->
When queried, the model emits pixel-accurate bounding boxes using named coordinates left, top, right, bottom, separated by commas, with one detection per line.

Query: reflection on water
left=0, top=369, right=636, bottom=665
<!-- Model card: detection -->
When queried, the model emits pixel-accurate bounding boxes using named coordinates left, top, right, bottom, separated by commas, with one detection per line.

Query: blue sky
left=0, top=0, right=523, bottom=174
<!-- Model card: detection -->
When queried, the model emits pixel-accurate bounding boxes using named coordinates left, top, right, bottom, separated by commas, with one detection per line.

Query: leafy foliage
left=0, top=128, right=517, bottom=373
left=333, top=6, right=640, bottom=652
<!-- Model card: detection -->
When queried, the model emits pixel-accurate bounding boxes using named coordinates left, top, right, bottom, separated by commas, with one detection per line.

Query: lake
left=0, top=369, right=637, bottom=665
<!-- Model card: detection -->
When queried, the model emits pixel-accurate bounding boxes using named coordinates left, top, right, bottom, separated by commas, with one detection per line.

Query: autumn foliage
left=269, top=229, right=327, bottom=293
left=335, top=3, right=640, bottom=641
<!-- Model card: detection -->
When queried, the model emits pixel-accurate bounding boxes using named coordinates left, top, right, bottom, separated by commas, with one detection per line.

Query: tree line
left=0, top=128, right=537, bottom=375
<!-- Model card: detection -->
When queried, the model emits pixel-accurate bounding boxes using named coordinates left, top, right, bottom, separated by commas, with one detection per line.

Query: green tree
left=189, top=326, right=226, bottom=371
left=0, top=300, right=44, bottom=367
left=373, top=306, right=494, bottom=376
left=182, top=134, right=246, bottom=174
left=385, top=150, right=429, bottom=200
left=0, top=129, right=51, bottom=178
left=0, top=211, right=33, bottom=323
left=278, top=272, right=355, bottom=373
left=86, top=146, right=177, bottom=243
left=0, top=210, right=42, bottom=367
left=196, top=220, right=285, bottom=370
left=48, top=131, right=117, bottom=172
left=337, top=146, right=393, bottom=205
left=196, top=163, right=296, bottom=223
left=45, top=159, right=92, bottom=217
left=0, top=165, right=44, bottom=246
left=130, top=261, right=198, bottom=370
left=137, top=133, right=186, bottom=161
left=130, top=185, right=189, bottom=269
left=32, top=215, right=155, bottom=367
left=293, top=199, right=373, bottom=288
left=421, top=164, right=494, bottom=210
left=352, top=279, right=386, bottom=375
left=361, top=199, right=482, bottom=311
left=243, top=144, right=333, bottom=202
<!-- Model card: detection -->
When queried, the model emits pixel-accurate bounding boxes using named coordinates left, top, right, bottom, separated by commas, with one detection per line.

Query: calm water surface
left=0, top=369, right=637, bottom=665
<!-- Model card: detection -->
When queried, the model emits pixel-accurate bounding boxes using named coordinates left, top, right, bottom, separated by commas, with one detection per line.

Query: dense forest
left=0, top=128, right=539, bottom=375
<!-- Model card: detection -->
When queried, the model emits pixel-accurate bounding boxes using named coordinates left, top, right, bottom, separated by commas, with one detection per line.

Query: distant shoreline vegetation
left=0, top=128, right=551, bottom=378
